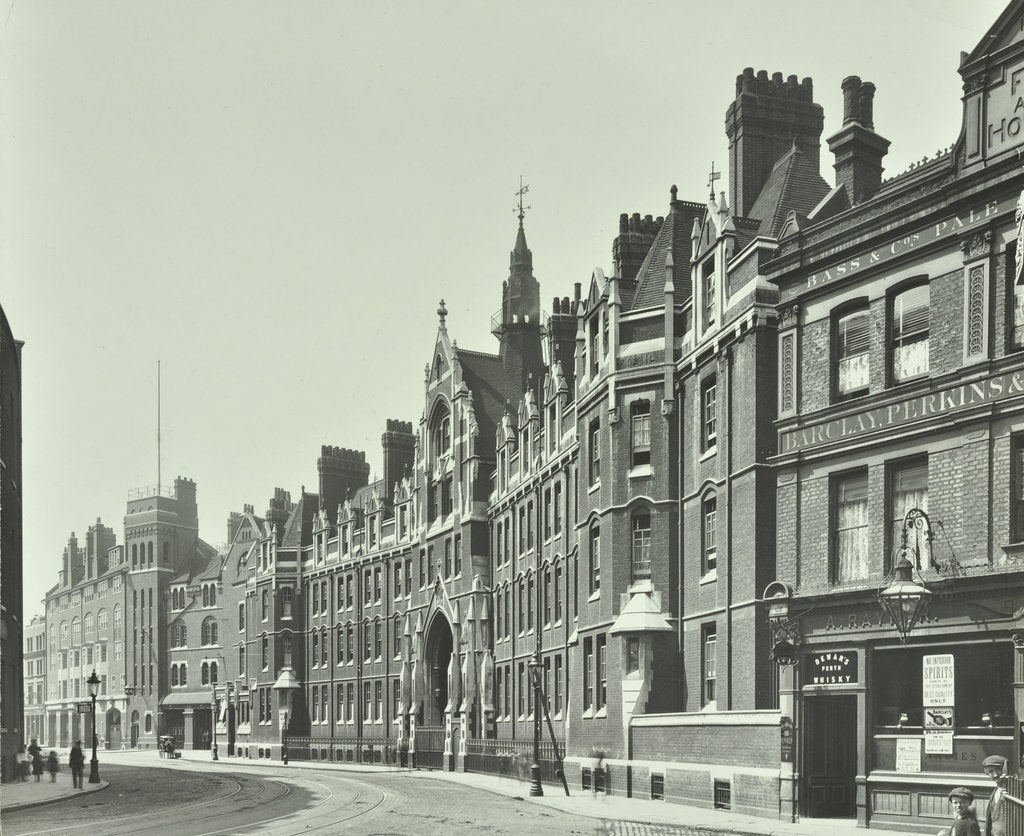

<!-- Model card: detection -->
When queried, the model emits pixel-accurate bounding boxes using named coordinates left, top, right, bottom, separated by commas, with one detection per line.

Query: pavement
left=1, top=747, right=915, bottom=835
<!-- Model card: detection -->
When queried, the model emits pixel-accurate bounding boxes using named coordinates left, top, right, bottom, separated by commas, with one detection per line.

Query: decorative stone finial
left=437, top=299, right=447, bottom=328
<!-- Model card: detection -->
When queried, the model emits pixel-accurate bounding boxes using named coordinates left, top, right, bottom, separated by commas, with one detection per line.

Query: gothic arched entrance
left=423, top=613, right=454, bottom=727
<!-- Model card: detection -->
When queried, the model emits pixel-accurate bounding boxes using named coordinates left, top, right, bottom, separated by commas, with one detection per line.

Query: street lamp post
left=86, top=670, right=100, bottom=784
left=527, top=654, right=543, bottom=797
left=211, top=683, right=219, bottom=761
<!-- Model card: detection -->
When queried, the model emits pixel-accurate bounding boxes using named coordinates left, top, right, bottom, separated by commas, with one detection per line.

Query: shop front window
left=872, top=644, right=1013, bottom=772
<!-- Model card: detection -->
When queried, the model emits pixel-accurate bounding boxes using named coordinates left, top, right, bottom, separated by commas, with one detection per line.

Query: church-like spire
left=511, top=176, right=532, bottom=269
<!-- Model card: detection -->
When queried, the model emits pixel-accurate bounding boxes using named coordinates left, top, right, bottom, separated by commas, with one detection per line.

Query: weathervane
left=707, top=162, right=721, bottom=199
left=515, top=176, right=530, bottom=226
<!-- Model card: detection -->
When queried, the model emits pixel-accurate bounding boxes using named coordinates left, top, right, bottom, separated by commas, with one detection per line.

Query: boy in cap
left=945, top=786, right=981, bottom=836
left=982, top=755, right=1008, bottom=836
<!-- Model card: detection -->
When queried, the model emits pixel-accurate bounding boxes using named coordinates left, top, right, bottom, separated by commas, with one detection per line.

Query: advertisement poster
left=922, top=654, right=955, bottom=707
left=924, top=706, right=954, bottom=755
left=896, top=737, right=922, bottom=772
left=925, top=730, right=954, bottom=754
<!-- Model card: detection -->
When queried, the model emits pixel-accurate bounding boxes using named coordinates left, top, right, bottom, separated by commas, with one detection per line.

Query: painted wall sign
left=922, top=654, right=955, bottom=707
left=780, top=368, right=1024, bottom=454
left=805, top=651, right=858, bottom=685
left=987, top=61, right=1024, bottom=155
left=896, top=737, right=922, bottom=773
left=780, top=194, right=1016, bottom=303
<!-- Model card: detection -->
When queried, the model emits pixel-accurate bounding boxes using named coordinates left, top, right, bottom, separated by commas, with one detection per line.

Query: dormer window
left=702, top=256, right=716, bottom=330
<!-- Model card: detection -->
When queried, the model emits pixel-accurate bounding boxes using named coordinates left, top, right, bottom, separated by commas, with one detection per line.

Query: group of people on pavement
left=941, top=754, right=1010, bottom=836
left=19, top=738, right=86, bottom=787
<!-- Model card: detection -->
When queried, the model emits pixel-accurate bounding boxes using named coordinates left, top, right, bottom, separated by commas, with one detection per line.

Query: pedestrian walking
left=941, top=786, right=981, bottom=836
left=982, top=754, right=1009, bottom=836
left=69, top=740, right=85, bottom=789
left=31, top=751, right=43, bottom=781
left=46, top=750, right=59, bottom=783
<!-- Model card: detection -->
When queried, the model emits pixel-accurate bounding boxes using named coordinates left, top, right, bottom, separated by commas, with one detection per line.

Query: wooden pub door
left=804, top=695, right=857, bottom=818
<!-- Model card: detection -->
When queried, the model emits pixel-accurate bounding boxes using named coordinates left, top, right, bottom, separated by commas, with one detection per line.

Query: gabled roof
left=280, top=492, right=317, bottom=551
left=960, top=0, right=1024, bottom=66
left=746, top=144, right=831, bottom=238
left=628, top=200, right=705, bottom=311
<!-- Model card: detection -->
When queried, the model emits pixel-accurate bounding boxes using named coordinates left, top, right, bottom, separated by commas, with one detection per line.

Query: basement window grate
left=714, top=779, right=731, bottom=810
left=651, top=774, right=664, bottom=800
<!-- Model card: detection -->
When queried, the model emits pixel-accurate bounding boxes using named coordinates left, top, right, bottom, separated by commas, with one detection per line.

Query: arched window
left=202, top=617, right=218, bottom=646
left=203, top=586, right=210, bottom=607
left=631, top=510, right=651, bottom=580
left=589, top=523, right=601, bottom=594
left=312, top=631, right=320, bottom=666
left=145, top=714, right=153, bottom=733
left=97, top=609, right=108, bottom=632
left=147, top=541, right=154, bottom=566
left=431, top=405, right=451, bottom=462
left=209, top=584, right=216, bottom=606
left=180, top=664, right=187, bottom=686
left=210, top=661, right=218, bottom=685
left=131, top=543, right=138, bottom=568
left=702, top=494, right=718, bottom=574
left=201, top=662, right=210, bottom=685
left=71, top=617, right=81, bottom=645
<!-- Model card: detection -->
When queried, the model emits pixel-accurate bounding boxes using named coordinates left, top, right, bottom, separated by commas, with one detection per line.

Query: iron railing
left=464, top=737, right=565, bottom=785
left=1003, top=774, right=1023, bottom=834
left=413, top=725, right=446, bottom=769
left=282, top=735, right=405, bottom=766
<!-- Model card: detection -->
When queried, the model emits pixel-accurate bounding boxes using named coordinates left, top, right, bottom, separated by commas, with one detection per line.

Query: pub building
left=765, top=2, right=1024, bottom=830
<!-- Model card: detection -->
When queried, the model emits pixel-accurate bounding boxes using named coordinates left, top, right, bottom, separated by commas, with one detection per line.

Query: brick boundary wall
left=563, top=711, right=783, bottom=819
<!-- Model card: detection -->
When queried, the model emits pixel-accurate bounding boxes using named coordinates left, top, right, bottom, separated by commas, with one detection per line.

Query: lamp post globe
left=878, top=556, right=931, bottom=643
left=86, top=670, right=101, bottom=784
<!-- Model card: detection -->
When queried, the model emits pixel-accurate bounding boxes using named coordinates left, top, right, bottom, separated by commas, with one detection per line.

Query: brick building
left=26, top=3, right=1024, bottom=828
left=0, top=301, right=23, bottom=782
left=765, top=3, right=1024, bottom=830
left=23, top=614, right=45, bottom=747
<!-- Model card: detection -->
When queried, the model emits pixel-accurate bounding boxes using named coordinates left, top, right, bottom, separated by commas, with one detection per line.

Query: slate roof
left=746, top=145, right=831, bottom=238
left=280, top=492, right=317, bottom=551
left=627, top=200, right=705, bottom=311
left=456, top=349, right=507, bottom=452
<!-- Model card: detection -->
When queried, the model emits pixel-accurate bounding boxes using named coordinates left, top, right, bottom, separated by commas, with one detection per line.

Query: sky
left=0, top=0, right=1011, bottom=615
